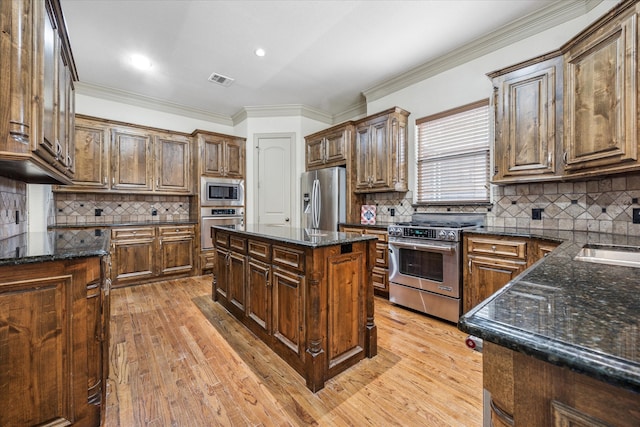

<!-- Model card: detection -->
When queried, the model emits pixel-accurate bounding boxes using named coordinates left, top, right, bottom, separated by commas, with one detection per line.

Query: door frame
left=252, top=132, right=297, bottom=226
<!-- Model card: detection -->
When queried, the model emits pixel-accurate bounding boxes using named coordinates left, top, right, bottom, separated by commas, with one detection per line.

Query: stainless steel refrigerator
left=301, top=167, right=346, bottom=231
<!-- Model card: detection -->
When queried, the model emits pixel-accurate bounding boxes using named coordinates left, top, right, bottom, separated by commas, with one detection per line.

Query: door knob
left=285, top=217, right=290, bottom=222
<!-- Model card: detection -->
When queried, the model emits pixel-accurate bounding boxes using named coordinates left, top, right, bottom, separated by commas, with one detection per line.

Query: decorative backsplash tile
left=54, top=193, right=192, bottom=225
left=366, top=173, right=640, bottom=236
left=0, top=177, right=27, bottom=240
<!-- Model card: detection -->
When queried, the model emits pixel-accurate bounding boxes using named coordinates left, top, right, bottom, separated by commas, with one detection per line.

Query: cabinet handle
left=563, top=151, right=568, bottom=165
left=103, top=176, right=107, bottom=185
left=55, top=140, right=62, bottom=159
left=66, top=155, right=72, bottom=169
left=468, top=260, right=472, bottom=274
left=264, top=267, right=270, bottom=286
left=112, top=177, right=115, bottom=185
left=157, top=178, right=160, bottom=187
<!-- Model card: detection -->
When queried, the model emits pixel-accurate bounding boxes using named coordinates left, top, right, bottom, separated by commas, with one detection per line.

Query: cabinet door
left=56, top=50, right=68, bottom=171
left=111, top=129, right=153, bottom=191
left=493, top=55, right=562, bottom=181
left=72, top=121, right=109, bottom=188
left=355, top=124, right=371, bottom=189
left=246, top=258, right=271, bottom=337
left=305, top=136, right=326, bottom=169
left=159, top=236, right=194, bottom=276
left=228, top=251, right=246, bottom=314
left=155, top=134, right=191, bottom=193
left=224, top=138, right=245, bottom=178
left=464, top=256, right=527, bottom=313
left=370, top=117, right=391, bottom=189
left=214, top=247, right=229, bottom=300
left=324, top=128, right=348, bottom=165
left=202, top=136, right=224, bottom=176
left=564, top=10, right=638, bottom=173
left=85, top=262, right=103, bottom=406
left=111, top=238, right=155, bottom=287
left=272, top=267, right=305, bottom=358
left=38, top=3, right=58, bottom=161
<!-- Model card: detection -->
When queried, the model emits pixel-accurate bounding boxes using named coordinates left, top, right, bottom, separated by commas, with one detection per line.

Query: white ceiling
left=60, top=0, right=602, bottom=122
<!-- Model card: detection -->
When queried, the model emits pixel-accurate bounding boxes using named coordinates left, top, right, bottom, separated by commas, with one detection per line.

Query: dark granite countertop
left=50, top=219, right=198, bottom=229
left=213, top=224, right=377, bottom=248
left=459, top=226, right=640, bottom=393
left=339, top=221, right=394, bottom=230
left=0, top=229, right=110, bottom=266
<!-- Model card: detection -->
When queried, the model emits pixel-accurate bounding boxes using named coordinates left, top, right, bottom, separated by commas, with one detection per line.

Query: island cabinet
left=0, top=256, right=108, bottom=427
left=212, top=226, right=378, bottom=392
left=305, top=122, right=353, bottom=170
left=463, top=233, right=560, bottom=314
left=55, top=115, right=193, bottom=194
left=111, top=224, right=195, bottom=288
left=195, top=130, right=246, bottom=178
left=484, top=342, right=640, bottom=427
left=0, top=0, right=77, bottom=184
left=354, top=107, right=409, bottom=193
left=489, top=52, right=564, bottom=183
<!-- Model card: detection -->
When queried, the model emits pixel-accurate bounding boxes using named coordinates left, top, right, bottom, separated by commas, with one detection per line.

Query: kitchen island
left=211, top=225, right=378, bottom=392
left=459, top=228, right=640, bottom=426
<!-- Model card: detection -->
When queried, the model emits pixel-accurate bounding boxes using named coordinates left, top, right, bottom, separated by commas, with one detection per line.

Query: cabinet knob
left=491, top=245, right=496, bottom=251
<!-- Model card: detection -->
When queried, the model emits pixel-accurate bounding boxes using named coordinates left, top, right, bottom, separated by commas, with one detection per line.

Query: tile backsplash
left=55, top=193, right=191, bottom=225
left=0, top=177, right=27, bottom=240
left=366, top=173, right=640, bottom=236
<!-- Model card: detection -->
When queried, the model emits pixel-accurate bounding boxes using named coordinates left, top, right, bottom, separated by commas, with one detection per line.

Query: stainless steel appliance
left=301, top=167, right=346, bottom=231
left=388, top=213, right=484, bottom=323
left=200, top=177, right=244, bottom=206
left=201, top=207, right=244, bottom=250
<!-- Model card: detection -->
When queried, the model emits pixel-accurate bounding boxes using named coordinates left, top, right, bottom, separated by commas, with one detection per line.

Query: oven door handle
left=389, top=240, right=456, bottom=253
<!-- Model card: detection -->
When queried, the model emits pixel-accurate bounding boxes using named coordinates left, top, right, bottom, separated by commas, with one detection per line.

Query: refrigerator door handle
left=315, top=179, right=321, bottom=228
left=312, top=178, right=320, bottom=229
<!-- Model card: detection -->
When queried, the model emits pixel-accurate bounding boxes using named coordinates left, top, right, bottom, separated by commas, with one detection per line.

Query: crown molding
left=75, top=81, right=235, bottom=126
left=232, top=104, right=335, bottom=126
left=363, top=0, right=603, bottom=103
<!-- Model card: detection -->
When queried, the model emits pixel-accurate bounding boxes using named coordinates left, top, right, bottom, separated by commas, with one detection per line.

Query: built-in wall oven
left=201, top=207, right=244, bottom=250
left=388, top=214, right=484, bottom=323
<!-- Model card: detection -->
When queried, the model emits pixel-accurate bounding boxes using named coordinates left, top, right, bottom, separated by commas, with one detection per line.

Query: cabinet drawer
left=158, top=225, right=194, bottom=237
left=248, top=240, right=271, bottom=262
left=467, top=237, right=527, bottom=260
left=111, top=227, right=155, bottom=240
left=230, top=236, right=247, bottom=253
left=214, top=231, right=229, bottom=248
left=374, top=242, right=388, bottom=268
left=273, top=245, right=305, bottom=273
left=341, top=226, right=364, bottom=235
left=372, top=266, right=388, bottom=291
left=364, top=228, right=388, bottom=242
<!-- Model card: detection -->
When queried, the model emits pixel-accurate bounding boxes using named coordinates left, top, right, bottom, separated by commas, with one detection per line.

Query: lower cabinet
left=111, top=224, right=195, bottom=288
left=463, top=233, right=560, bottom=313
left=339, top=225, right=389, bottom=297
left=0, top=256, right=108, bottom=427
left=484, top=342, right=640, bottom=426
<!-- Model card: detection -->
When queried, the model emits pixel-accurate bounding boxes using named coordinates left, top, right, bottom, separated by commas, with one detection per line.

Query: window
left=415, top=100, right=490, bottom=204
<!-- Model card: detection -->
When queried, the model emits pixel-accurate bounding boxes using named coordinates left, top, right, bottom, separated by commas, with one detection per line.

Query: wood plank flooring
left=105, top=275, right=483, bottom=426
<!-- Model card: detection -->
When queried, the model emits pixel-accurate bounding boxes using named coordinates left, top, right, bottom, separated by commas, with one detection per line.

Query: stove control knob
left=438, top=230, right=447, bottom=240
left=447, top=231, right=457, bottom=241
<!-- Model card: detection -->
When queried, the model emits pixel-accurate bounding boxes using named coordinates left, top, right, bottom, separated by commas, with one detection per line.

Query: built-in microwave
left=200, top=177, right=244, bottom=206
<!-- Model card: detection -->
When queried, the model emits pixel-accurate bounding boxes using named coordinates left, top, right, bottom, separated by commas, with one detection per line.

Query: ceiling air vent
left=208, top=72, right=235, bottom=87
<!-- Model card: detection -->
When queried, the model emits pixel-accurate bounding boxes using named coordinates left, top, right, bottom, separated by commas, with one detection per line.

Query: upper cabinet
left=305, top=122, right=353, bottom=170
left=355, top=107, right=409, bottom=193
left=491, top=0, right=640, bottom=184
left=55, top=115, right=193, bottom=194
left=196, top=131, right=246, bottom=178
left=563, top=1, right=639, bottom=176
left=0, top=0, right=77, bottom=184
left=490, top=52, right=564, bottom=183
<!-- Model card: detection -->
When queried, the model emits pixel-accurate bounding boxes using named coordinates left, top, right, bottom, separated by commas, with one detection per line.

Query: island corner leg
left=305, top=344, right=326, bottom=392
left=365, top=239, right=377, bottom=358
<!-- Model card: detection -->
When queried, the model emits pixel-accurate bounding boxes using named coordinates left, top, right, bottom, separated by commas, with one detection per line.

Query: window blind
left=416, top=100, right=490, bottom=204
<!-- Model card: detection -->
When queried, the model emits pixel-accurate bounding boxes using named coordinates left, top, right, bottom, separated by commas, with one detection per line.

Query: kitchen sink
left=574, top=244, right=640, bottom=268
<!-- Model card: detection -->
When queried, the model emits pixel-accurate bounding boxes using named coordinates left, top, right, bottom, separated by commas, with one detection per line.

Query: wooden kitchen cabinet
left=489, top=52, right=564, bottom=183
left=0, top=256, right=107, bottom=427
left=305, top=122, right=353, bottom=170
left=354, top=107, right=409, bottom=193
left=155, top=134, right=192, bottom=193
left=0, top=0, right=77, bottom=184
left=111, top=128, right=154, bottom=192
left=463, top=233, right=562, bottom=313
left=195, top=131, right=246, bottom=178
left=71, top=116, right=110, bottom=189
left=246, top=239, right=272, bottom=340
left=111, top=224, right=196, bottom=288
left=563, top=1, right=640, bottom=177
left=340, top=224, right=389, bottom=297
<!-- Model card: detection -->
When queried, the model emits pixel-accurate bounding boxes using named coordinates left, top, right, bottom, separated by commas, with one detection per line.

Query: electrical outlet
left=389, top=208, right=395, bottom=217
left=532, top=208, right=543, bottom=220
left=95, top=208, right=103, bottom=216
left=15, top=210, right=19, bottom=224
left=633, top=208, right=640, bottom=224
left=151, top=208, right=158, bottom=216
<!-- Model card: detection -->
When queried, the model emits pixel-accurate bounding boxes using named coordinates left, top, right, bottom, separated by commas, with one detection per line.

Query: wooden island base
left=211, top=226, right=377, bottom=392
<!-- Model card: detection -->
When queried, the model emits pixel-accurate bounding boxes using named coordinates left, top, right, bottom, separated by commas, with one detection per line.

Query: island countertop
left=212, top=224, right=378, bottom=247
left=0, top=229, right=110, bottom=266
left=458, top=227, right=640, bottom=393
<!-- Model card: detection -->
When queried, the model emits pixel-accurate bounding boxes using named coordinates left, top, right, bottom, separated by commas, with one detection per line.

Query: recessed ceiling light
left=254, top=48, right=266, bottom=57
left=130, top=54, right=152, bottom=70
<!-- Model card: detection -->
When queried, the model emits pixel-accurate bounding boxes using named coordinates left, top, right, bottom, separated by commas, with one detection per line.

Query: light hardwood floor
left=105, top=275, right=483, bottom=426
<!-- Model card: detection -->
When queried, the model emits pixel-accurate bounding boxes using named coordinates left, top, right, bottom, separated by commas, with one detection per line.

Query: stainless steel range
left=388, top=214, right=484, bottom=323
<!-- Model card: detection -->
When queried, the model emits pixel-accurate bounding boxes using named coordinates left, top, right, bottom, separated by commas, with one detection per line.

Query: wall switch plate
left=389, top=208, right=395, bottom=217
left=532, top=208, right=543, bottom=220
left=633, top=208, right=640, bottom=224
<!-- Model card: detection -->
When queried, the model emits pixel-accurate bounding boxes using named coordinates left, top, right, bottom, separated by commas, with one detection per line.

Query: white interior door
left=255, top=133, right=294, bottom=227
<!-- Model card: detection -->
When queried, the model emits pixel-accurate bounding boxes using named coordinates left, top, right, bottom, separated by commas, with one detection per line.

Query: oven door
left=201, top=216, right=244, bottom=249
left=388, top=239, right=461, bottom=298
